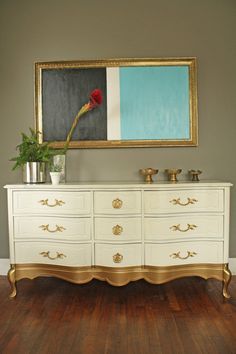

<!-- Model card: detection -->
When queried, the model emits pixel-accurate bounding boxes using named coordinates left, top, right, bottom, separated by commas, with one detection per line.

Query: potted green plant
left=49, top=163, right=62, bottom=185
left=10, top=128, right=56, bottom=183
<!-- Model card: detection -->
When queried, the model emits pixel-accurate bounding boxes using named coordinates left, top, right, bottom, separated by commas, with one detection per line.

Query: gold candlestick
left=189, top=170, right=202, bottom=181
left=140, top=168, right=158, bottom=183
left=165, top=168, right=182, bottom=182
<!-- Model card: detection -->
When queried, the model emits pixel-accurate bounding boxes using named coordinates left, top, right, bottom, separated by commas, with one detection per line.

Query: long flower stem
left=63, top=103, right=90, bottom=152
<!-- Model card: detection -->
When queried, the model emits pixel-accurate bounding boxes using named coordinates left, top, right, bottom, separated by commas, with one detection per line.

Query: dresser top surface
left=4, top=180, right=233, bottom=190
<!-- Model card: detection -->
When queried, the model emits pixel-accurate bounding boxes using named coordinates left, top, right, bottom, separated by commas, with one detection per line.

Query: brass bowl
left=140, top=168, right=158, bottom=183
left=165, top=168, right=182, bottom=182
left=189, top=170, right=202, bottom=181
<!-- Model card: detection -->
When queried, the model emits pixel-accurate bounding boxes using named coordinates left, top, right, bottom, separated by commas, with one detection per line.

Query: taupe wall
left=0, top=0, right=236, bottom=258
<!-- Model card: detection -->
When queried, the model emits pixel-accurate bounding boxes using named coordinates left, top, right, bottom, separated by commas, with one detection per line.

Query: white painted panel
left=144, top=190, right=224, bottom=214
left=15, top=242, right=91, bottom=266
left=94, top=191, right=141, bottom=214
left=144, top=215, right=224, bottom=240
left=95, top=217, right=141, bottom=241
left=106, top=67, right=121, bottom=140
left=14, top=216, right=91, bottom=241
left=95, top=243, right=142, bottom=267
left=145, top=241, right=224, bottom=266
left=13, top=191, right=91, bottom=215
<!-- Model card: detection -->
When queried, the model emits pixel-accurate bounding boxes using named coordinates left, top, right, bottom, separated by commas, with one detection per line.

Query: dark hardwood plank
left=0, top=276, right=236, bottom=354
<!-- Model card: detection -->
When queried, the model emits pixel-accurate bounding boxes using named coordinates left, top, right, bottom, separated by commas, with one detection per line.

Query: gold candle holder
left=140, top=168, right=158, bottom=183
left=189, top=170, right=202, bottom=181
left=165, top=168, right=182, bottom=182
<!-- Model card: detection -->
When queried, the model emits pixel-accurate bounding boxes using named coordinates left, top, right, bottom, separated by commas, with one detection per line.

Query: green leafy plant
left=10, top=128, right=56, bottom=170
left=50, top=164, right=62, bottom=173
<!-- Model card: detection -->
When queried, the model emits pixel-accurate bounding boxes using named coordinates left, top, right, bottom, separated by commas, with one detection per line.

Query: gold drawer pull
left=113, top=253, right=123, bottom=263
left=170, top=224, right=197, bottom=232
left=39, top=199, right=65, bottom=207
left=170, top=251, right=197, bottom=260
left=112, top=198, right=123, bottom=209
left=39, top=224, right=66, bottom=233
left=112, top=225, right=123, bottom=236
left=170, top=198, right=198, bottom=206
left=40, top=251, right=66, bottom=260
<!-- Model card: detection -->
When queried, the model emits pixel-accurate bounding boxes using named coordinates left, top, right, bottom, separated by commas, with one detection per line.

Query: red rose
left=89, top=89, right=103, bottom=108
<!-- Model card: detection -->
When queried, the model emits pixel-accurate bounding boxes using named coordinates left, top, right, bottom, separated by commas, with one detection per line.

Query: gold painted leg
left=7, top=264, right=17, bottom=299
left=223, top=264, right=232, bottom=299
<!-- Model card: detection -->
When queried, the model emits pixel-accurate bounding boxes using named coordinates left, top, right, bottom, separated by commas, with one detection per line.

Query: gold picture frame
left=35, top=57, right=198, bottom=148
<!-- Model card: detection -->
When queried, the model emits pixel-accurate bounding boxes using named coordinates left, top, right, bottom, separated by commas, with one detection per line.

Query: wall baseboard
left=0, top=259, right=10, bottom=276
left=229, top=258, right=236, bottom=275
left=1, top=258, right=236, bottom=276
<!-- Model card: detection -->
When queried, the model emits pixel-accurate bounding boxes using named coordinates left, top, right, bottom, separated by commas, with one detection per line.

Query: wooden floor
left=0, top=276, right=236, bottom=354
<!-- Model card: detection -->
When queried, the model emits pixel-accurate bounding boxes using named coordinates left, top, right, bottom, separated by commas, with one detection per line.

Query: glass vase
left=53, top=154, right=66, bottom=183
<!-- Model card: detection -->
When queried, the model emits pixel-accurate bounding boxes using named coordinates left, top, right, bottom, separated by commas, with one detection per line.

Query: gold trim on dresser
left=170, top=198, right=198, bottom=206
left=170, top=224, right=197, bottom=232
left=112, top=225, right=123, bottom=236
left=39, top=224, right=66, bottom=233
left=223, top=264, right=232, bottom=299
left=112, top=198, right=123, bottom=209
left=7, top=264, right=17, bottom=299
left=39, top=251, right=67, bottom=260
left=8, top=263, right=232, bottom=299
left=38, top=199, right=65, bottom=207
left=170, top=251, right=197, bottom=260
left=113, top=253, right=123, bottom=263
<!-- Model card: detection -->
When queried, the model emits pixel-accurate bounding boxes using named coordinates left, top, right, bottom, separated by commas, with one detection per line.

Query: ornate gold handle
left=113, top=253, right=123, bottom=263
left=40, top=251, right=67, bottom=260
left=170, top=198, right=198, bottom=206
left=112, top=198, right=123, bottom=209
left=112, top=225, right=123, bottom=236
left=38, top=199, right=65, bottom=207
left=39, top=224, right=66, bottom=233
left=170, top=224, right=197, bottom=232
left=170, top=251, right=197, bottom=260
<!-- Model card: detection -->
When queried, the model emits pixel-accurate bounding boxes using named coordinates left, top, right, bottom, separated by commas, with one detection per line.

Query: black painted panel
left=42, top=68, right=107, bottom=141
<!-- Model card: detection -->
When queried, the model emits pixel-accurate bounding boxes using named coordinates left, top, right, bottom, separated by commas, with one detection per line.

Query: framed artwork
left=35, top=58, right=198, bottom=148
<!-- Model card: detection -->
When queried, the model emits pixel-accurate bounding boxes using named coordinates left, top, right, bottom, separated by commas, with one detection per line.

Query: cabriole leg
left=223, top=263, right=232, bottom=299
left=8, top=264, right=17, bottom=299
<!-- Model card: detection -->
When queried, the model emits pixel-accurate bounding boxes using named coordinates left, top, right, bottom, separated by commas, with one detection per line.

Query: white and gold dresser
left=4, top=181, right=232, bottom=298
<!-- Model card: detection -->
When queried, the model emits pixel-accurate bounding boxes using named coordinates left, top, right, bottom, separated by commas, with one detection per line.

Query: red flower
left=64, top=88, right=103, bottom=151
left=89, top=89, right=103, bottom=108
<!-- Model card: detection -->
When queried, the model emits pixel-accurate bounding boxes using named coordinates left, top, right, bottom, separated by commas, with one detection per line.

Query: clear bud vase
left=50, top=172, right=61, bottom=185
left=53, top=154, right=66, bottom=183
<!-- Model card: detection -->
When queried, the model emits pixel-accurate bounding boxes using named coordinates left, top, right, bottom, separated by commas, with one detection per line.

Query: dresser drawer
left=94, top=217, right=141, bottom=241
left=144, top=190, right=224, bottom=214
left=15, top=242, right=91, bottom=266
left=144, top=215, right=223, bottom=241
left=13, top=191, right=91, bottom=215
left=95, top=243, right=142, bottom=267
left=94, top=191, right=141, bottom=214
left=145, top=241, right=223, bottom=266
left=14, top=216, right=91, bottom=241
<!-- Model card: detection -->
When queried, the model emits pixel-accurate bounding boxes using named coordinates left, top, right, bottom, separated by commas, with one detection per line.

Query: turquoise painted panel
left=119, top=66, right=190, bottom=140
